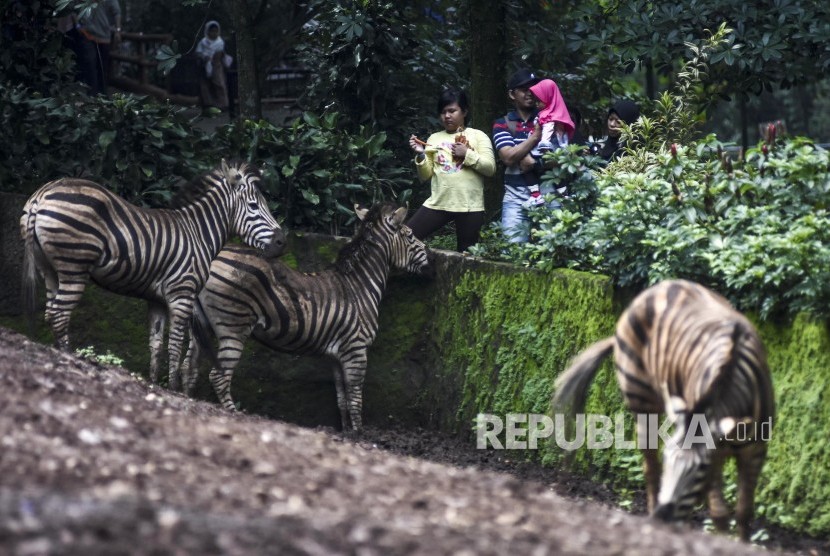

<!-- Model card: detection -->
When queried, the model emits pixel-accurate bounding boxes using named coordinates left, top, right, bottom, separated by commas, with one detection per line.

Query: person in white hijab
left=196, top=20, right=232, bottom=111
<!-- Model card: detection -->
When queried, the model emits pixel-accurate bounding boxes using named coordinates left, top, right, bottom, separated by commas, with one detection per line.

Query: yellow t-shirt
left=414, top=127, right=496, bottom=212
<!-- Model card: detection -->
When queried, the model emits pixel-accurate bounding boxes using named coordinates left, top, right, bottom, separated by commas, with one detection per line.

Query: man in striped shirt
left=491, top=68, right=551, bottom=243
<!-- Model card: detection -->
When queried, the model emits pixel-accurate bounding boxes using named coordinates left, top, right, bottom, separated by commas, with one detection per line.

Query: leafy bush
left=0, top=85, right=214, bottom=204
left=0, top=79, right=411, bottom=233
left=472, top=26, right=830, bottom=319
left=0, top=0, right=76, bottom=96
left=212, top=111, right=412, bottom=235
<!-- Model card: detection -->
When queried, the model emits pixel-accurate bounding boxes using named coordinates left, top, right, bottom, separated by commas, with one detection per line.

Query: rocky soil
left=0, top=326, right=825, bottom=555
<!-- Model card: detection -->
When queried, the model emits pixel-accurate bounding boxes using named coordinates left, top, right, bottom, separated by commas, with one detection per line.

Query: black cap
left=507, top=68, right=540, bottom=90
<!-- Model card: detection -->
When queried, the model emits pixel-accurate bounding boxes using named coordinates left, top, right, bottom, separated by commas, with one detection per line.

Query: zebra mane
left=168, top=160, right=259, bottom=209
left=334, top=202, right=399, bottom=274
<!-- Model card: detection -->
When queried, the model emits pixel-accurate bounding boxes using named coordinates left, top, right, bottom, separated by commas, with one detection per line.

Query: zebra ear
left=354, top=204, right=370, bottom=221
left=390, top=206, right=407, bottom=229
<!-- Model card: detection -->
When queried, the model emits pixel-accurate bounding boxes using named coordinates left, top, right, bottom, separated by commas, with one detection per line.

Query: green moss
left=430, top=265, right=615, bottom=428
left=428, top=261, right=830, bottom=536
left=751, top=313, right=830, bottom=536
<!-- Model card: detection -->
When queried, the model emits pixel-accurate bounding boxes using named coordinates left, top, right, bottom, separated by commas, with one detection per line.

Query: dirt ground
left=1, top=326, right=826, bottom=556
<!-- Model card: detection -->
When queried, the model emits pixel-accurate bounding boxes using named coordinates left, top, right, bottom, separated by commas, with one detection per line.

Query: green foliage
left=567, top=0, right=830, bottom=98
left=212, top=111, right=412, bottom=234
left=0, top=80, right=409, bottom=233
left=476, top=28, right=830, bottom=320
left=468, top=144, right=604, bottom=269
left=75, top=345, right=126, bottom=366
left=296, top=1, right=460, bottom=168
left=0, top=0, right=77, bottom=95
left=0, top=85, right=212, bottom=205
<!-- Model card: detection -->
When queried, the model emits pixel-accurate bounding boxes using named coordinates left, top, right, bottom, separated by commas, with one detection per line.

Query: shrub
left=472, top=26, right=830, bottom=319
left=212, top=111, right=412, bottom=235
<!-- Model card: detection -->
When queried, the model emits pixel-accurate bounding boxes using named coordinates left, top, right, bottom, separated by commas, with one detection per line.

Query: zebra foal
left=20, top=160, right=285, bottom=389
left=185, top=202, right=433, bottom=431
left=553, top=279, right=774, bottom=541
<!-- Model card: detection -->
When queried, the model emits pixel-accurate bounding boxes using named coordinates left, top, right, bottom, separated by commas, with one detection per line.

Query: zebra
left=184, top=201, right=433, bottom=431
left=553, top=279, right=774, bottom=541
left=19, top=159, right=285, bottom=390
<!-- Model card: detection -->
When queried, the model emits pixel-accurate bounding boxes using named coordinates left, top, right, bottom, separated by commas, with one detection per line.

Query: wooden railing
left=109, top=32, right=198, bottom=105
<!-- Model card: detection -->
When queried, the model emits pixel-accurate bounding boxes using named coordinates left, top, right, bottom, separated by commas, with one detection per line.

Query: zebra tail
left=553, top=337, right=615, bottom=417
left=191, top=297, right=219, bottom=368
left=21, top=206, right=39, bottom=336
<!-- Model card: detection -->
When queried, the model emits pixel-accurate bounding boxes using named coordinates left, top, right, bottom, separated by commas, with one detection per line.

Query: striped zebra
left=553, top=279, right=774, bottom=541
left=19, top=160, right=285, bottom=390
left=184, top=202, right=433, bottom=431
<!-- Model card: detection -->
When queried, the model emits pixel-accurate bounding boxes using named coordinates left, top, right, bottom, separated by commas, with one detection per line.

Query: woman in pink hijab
left=529, top=79, right=574, bottom=152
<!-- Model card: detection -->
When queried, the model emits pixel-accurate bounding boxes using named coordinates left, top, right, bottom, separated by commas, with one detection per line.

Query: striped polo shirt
left=492, top=110, right=539, bottom=189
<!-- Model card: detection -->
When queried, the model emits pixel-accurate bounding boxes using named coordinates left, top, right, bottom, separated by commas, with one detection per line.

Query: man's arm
left=496, top=125, right=541, bottom=167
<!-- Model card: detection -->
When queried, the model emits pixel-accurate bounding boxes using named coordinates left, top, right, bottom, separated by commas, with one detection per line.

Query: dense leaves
left=0, top=81, right=407, bottom=233
left=0, top=85, right=212, bottom=205
left=213, top=112, right=412, bottom=234
left=473, top=30, right=830, bottom=319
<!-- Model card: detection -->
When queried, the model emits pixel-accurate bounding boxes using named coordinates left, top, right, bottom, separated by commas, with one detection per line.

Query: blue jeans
left=501, top=185, right=561, bottom=243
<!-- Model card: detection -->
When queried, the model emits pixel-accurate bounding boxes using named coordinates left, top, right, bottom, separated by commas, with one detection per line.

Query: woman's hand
left=409, top=135, right=425, bottom=155
left=451, top=142, right=468, bottom=161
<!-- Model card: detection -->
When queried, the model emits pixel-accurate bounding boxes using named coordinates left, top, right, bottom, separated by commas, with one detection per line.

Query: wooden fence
left=109, top=32, right=198, bottom=105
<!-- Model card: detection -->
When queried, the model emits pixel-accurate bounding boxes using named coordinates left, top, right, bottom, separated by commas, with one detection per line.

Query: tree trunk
left=468, top=0, right=507, bottom=219
left=228, top=0, right=261, bottom=120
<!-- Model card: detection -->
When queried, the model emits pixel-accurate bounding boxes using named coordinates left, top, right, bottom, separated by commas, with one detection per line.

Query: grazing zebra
left=19, top=160, right=285, bottom=390
left=184, top=202, right=433, bottom=431
left=553, top=279, right=774, bottom=541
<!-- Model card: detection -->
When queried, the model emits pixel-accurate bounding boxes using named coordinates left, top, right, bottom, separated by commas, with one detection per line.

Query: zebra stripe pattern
left=19, top=159, right=285, bottom=390
left=185, top=202, right=433, bottom=431
left=553, top=279, right=775, bottom=541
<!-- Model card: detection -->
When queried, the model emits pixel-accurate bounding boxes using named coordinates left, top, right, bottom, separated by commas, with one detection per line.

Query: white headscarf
left=196, top=20, right=225, bottom=60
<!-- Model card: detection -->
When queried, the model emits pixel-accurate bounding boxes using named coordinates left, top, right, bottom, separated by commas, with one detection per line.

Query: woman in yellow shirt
left=407, top=88, right=496, bottom=252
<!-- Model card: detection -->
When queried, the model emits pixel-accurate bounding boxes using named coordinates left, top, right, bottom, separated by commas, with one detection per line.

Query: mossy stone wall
left=428, top=263, right=830, bottom=537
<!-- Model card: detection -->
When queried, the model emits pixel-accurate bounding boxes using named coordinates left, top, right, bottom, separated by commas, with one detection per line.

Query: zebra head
left=354, top=203, right=433, bottom=277
left=221, top=159, right=286, bottom=257
left=653, top=395, right=714, bottom=523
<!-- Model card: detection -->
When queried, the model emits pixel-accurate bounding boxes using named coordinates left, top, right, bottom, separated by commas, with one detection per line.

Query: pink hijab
left=530, top=79, right=574, bottom=138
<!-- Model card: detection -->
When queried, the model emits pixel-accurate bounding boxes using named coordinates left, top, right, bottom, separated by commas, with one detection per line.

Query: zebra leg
left=706, top=450, right=730, bottom=532
left=181, top=334, right=200, bottom=397
left=210, top=335, right=247, bottom=411
left=340, top=347, right=368, bottom=432
left=331, top=362, right=350, bottom=431
left=147, top=302, right=167, bottom=385
left=166, top=300, right=194, bottom=392
left=638, top=415, right=662, bottom=514
left=46, top=274, right=89, bottom=351
left=735, top=448, right=766, bottom=541
left=209, top=367, right=238, bottom=411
